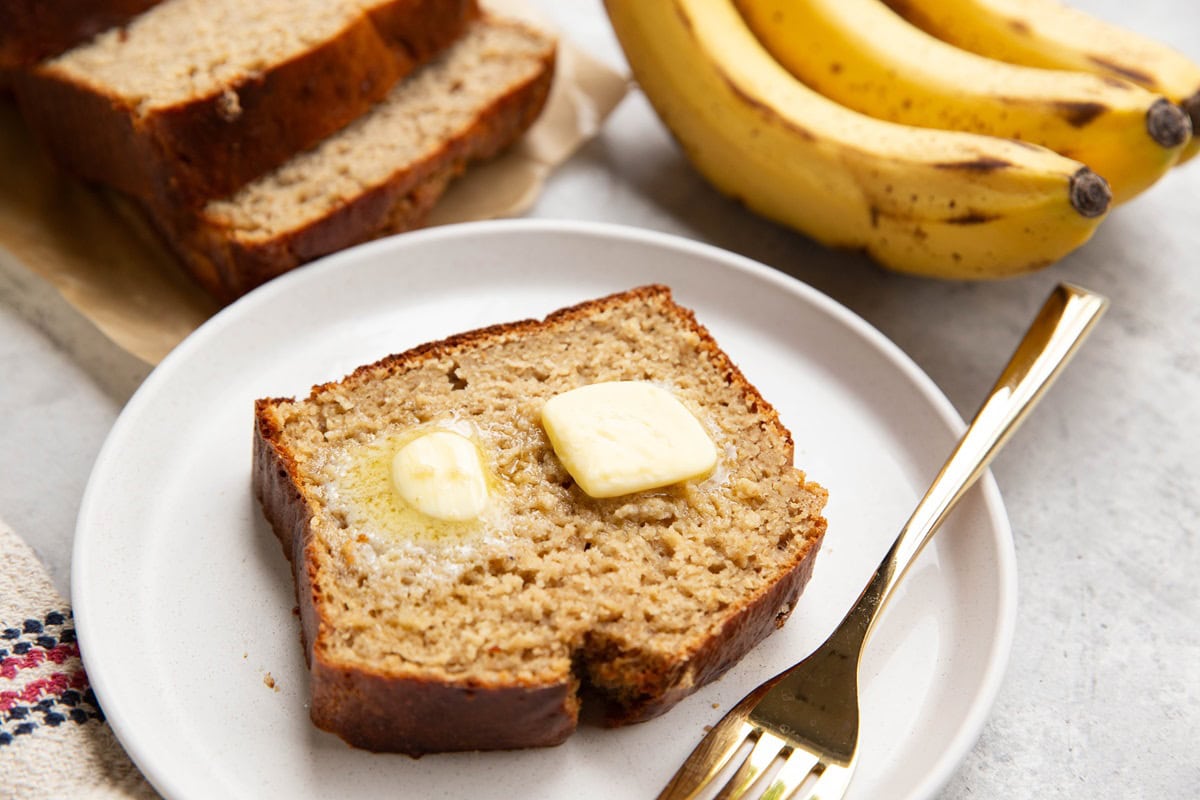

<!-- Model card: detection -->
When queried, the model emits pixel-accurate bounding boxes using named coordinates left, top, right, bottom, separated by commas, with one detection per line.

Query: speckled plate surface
left=74, top=220, right=1015, bottom=800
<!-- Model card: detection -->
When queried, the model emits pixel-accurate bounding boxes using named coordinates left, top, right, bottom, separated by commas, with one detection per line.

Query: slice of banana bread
left=13, top=0, right=478, bottom=205
left=253, top=285, right=828, bottom=754
left=0, top=0, right=162, bottom=87
left=149, top=14, right=556, bottom=301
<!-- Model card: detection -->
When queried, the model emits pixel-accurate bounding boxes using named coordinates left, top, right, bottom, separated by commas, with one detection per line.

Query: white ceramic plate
left=74, top=221, right=1015, bottom=800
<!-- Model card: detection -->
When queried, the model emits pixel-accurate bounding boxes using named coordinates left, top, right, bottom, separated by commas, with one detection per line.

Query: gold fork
left=657, top=283, right=1108, bottom=800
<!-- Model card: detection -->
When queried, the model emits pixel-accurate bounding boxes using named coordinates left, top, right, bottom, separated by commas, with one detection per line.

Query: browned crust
left=309, top=660, right=580, bottom=753
left=12, top=0, right=479, bottom=206
left=309, top=285, right=797, bottom=459
left=253, top=286, right=827, bottom=753
left=600, top=522, right=822, bottom=724
left=0, top=0, right=162, bottom=74
left=157, top=34, right=556, bottom=303
left=254, top=399, right=581, bottom=753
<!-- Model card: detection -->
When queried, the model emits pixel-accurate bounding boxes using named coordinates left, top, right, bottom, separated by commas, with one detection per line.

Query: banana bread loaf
left=253, top=285, right=828, bottom=754
left=13, top=0, right=478, bottom=205
left=148, top=14, right=556, bottom=301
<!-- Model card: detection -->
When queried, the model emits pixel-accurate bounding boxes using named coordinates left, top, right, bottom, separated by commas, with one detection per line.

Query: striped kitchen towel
left=0, top=517, right=157, bottom=799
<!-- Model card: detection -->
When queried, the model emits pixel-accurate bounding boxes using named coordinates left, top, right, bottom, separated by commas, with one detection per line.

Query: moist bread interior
left=45, top=0, right=406, bottom=109
left=203, top=19, right=552, bottom=241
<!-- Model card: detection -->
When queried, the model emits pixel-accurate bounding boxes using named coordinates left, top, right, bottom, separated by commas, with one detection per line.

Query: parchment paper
left=0, top=2, right=629, bottom=364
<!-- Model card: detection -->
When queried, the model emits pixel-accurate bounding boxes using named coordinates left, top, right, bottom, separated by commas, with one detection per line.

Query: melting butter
left=541, top=381, right=717, bottom=498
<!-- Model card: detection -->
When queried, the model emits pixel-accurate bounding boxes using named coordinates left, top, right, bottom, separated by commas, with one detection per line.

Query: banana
left=883, top=0, right=1200, bottom=163
left=736, top=0, right=1189, bottom=204
left=602, top=0, right=1111, bottom=280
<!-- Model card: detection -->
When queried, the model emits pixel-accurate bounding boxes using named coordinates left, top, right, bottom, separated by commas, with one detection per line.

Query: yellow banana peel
left=885, top=0, right=1200, bottom=163
left=604, top=0, right=1111, bottom=279
left=737, top=0, right=1189, bottom=204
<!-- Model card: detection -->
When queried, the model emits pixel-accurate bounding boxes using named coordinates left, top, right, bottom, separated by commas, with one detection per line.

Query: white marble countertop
left=2, top=1, right=1197, bottom=797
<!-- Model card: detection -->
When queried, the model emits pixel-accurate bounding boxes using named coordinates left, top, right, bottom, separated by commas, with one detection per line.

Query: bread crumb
left=264, top=672, right=278, bottom=691
left=217, top=88, right=242, bottom=121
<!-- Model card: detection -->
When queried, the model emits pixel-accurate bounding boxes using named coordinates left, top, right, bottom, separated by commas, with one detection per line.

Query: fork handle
left=846, top=283, right=1108, bottom=645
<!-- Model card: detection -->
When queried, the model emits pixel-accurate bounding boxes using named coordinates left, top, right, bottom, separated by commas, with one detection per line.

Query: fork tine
left=656, top=715, right=758, bottom=800
left=658, top=678, right=789, bottom=800
left=799, top=762, right=854, bottom=800
left=712, top=729, right=790, bottom=800
left=758, top=748, right=821, bottom=800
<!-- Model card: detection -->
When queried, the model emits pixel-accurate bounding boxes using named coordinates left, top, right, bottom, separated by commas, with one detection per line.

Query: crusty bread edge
left=253, top=285, right=826, bottom=752
left=13, top=0, right=479, bottom=205
left=162, top=20, right=557, bottom=302
left=0, top=0, right=162, bottom=79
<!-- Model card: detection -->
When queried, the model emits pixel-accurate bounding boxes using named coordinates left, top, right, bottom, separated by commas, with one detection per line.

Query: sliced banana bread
left=253, top=285, right=829, bottom=754
left=149, top=14, right=556, bottom=301
left=0, top=0, right=162, bottom=87
left=13, top=0, right=478, bottom=205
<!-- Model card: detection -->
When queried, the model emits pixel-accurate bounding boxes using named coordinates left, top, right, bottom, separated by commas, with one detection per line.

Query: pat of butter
left=391, top=430, right=489, bottom=522
left=541, top=381, right=717, bottom=498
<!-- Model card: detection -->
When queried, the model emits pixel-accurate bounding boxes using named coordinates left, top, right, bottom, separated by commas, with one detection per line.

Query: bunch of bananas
left=604, top=0, right=1199, bottom=279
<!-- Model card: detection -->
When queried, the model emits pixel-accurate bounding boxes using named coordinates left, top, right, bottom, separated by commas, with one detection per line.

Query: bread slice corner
left=14, top=0, right=481, bottom=204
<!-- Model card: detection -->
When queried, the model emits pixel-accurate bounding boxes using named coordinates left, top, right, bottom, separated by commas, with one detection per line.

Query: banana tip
left=1147, top=98, right=1191, bottom=148
left=1182, top=91, right=1200, bottom=141
left=1070, top=169, right=1111, bottom=219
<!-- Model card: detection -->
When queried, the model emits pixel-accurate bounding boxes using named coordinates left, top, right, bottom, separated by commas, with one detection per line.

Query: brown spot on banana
left=932, top=156, right=1012, bottom=171
left=720, top=74, right=817, bottom=141
left=882, top=0, right=942, bottom=39
left=1007, top=18, right=1030, bottom=35
left=1069, top=168, right=1111, bottom=218
left=946, top=211, right=1001, bottom=225
left=1053, top=100, right=1107, bottom=128
left=1086, top=55, right=1155, bottom=86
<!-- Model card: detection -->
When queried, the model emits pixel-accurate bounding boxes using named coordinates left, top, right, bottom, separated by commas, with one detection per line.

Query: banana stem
left=1069, top=168, right=1112, bottom=218
left=1147, top=98, right=1192, bottom=147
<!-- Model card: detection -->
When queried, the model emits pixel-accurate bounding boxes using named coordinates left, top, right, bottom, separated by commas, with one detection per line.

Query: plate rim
left=72, top=218, right=1017, bottom=800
